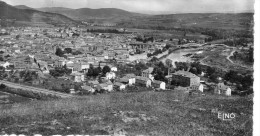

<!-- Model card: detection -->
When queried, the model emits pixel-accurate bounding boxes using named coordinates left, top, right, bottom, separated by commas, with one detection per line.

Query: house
left=135, top=76, right=152, bottom=87
left=81, top=85, right=95, bottom=93
left=88, top=80, right=100, bottom=88
left=99, top=82, right=113, bottom=92
left=54, top=59, right=66, bottom=67
left=214, top=83, right=232, bottom=96
left=118, top=77, right=132, bottom=85
left=70, top=72, right=85, bottom=82
left=32, top=78, right=44, bottom=85
left=142, top=67, right=154, bottom=80
left=152, top=80, right=166, bottom=90
left=111, top=67, right=118, bottom=72
left=0, top=61, right=10, bottom=68
left=114, top=82, right=126, bottom=91
left=124, top=74, right=136, bottom=84
left=198, top=84, right=204, bottom=92
left=106, top=72, right=116, bottom=80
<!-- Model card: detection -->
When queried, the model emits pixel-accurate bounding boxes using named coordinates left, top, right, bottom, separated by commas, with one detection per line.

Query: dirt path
left=199, top=56, right=209, bottom=66
left=226, top=50, right=236, bottom=64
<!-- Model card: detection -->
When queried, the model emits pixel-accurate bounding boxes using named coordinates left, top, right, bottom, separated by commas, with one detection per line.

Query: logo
left=218, top=112, right=236, bottom=121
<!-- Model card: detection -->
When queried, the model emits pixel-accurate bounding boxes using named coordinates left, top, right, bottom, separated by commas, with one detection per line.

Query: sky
left=1, top=0, right=255, bottom=14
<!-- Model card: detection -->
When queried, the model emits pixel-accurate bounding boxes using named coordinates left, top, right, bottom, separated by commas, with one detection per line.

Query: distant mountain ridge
left=36, top=7, right=146, bottom=20
left=14, top=5, right=34, bottom=10
left=0, top=1, right=77, bottom=26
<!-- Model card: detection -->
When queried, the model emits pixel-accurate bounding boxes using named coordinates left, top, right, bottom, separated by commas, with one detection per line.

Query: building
left=0, top=61, right=10, bottom=68
left=114, top=82, right=126, bottom=91
left=54, top=60, right=66, bottom=67
left=135, top=76, right=152, bottom=87
left=106, top=72, right=116, bottom=80
left=111, top=67, right=118, bottom=72
left=123, top=74, right=136, bottom=85
left=142, top=67, right=154, bottom=80
left=152, top=80, right=166, bottom=90
left=81, top=85, right=95, bottom=93
left=214, top=83, right=232, bottom=96
left=171, top=70, right=200, bottom=87
left=70, top=72, right=85, bottom=82
left=99, top=82, right=113, bottom=92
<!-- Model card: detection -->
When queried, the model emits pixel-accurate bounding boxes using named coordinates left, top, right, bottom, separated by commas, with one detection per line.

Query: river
left=160, top=48, right=202, bottom=67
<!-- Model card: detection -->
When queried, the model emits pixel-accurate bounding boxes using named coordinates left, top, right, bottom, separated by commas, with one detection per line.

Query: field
left=0, top=90, right=253, bottom=135
left=193, top=45, right=253, bottom=73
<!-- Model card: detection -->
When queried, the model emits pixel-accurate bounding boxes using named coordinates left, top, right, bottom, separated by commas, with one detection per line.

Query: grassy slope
left=0, top=90, right=253, bottom=135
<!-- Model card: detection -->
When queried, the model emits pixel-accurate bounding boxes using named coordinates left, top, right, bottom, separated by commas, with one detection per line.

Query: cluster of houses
left=0, top=26, right=232, bottom=96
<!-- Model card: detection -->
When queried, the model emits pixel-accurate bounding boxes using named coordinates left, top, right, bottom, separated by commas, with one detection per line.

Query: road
left=199, top=56, right=209, bottom=66
left=226, top=50, right=236, bottom=64
left=0, top=80, right=74, bottom=98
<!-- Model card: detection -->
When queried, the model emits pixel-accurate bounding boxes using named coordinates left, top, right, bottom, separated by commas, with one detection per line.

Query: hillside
left=117, top=13, right=254, bottom=31
left=37, top=7, right=146, bottom=20
left=0, top=1, right=77, bottom=26
left=0, top=91, right=253, bottom=135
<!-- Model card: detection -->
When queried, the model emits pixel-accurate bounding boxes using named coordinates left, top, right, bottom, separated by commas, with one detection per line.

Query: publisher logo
left=218, top=112, right=236, bottom=121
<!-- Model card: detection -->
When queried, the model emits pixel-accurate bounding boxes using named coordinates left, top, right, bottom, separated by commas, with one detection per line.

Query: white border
left=254, top=0, right=259, bottom=135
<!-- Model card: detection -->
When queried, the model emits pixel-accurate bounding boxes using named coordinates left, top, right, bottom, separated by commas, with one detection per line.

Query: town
left=0, top=26, right=253, bottom=99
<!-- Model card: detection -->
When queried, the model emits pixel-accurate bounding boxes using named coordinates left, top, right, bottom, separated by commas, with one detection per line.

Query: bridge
left=0, top=80, right=74, bottom=98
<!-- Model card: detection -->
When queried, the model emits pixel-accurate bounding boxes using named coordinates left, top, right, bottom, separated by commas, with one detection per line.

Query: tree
left=55, top=47, right=64, bottom=57
left=93, top=67, right=101, bottom=77
left=165, top=59, right=173, bottom=75
left=150, top=57, right=159, bottom=62
left=16, top=35, right=20, bottom=40
left=102, top=65, right=111, bottom=75
left=87, top=64, right=94, bottom=77
left=64, top=48, right=72, bottom=54
left=248, top=46, right=254, bottom=63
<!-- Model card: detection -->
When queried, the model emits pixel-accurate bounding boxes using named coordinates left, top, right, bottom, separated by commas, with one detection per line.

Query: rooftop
left=173, top=70, right=198, bottom=78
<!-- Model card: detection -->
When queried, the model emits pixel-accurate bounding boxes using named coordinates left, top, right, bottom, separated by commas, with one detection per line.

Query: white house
left=0, top=61, right=10, bottom=68
left=152, top=80, right=166, bottom=90
left=106, top=72, right=116, bottom=80
left=199, top=84, right=204, bottom=92
left=111, top=67, right=118, bottom=72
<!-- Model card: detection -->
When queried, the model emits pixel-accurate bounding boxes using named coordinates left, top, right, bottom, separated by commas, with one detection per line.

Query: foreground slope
left=0, top=91, right=253, bottom=135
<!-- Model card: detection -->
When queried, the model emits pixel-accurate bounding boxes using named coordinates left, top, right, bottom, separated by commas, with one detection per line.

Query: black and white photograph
left=0, top=0, right=257, bottom=135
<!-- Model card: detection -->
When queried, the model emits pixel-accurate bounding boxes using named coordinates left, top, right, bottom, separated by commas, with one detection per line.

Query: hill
left=14, top=5, right=34, bottom=10
left=37, top=7, right=72, bottom=12
left=0, top=1, right=77, bottom=27
left=117, top=13, right=254, bottom=31
left=37, top=7, right=146, bottom=20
